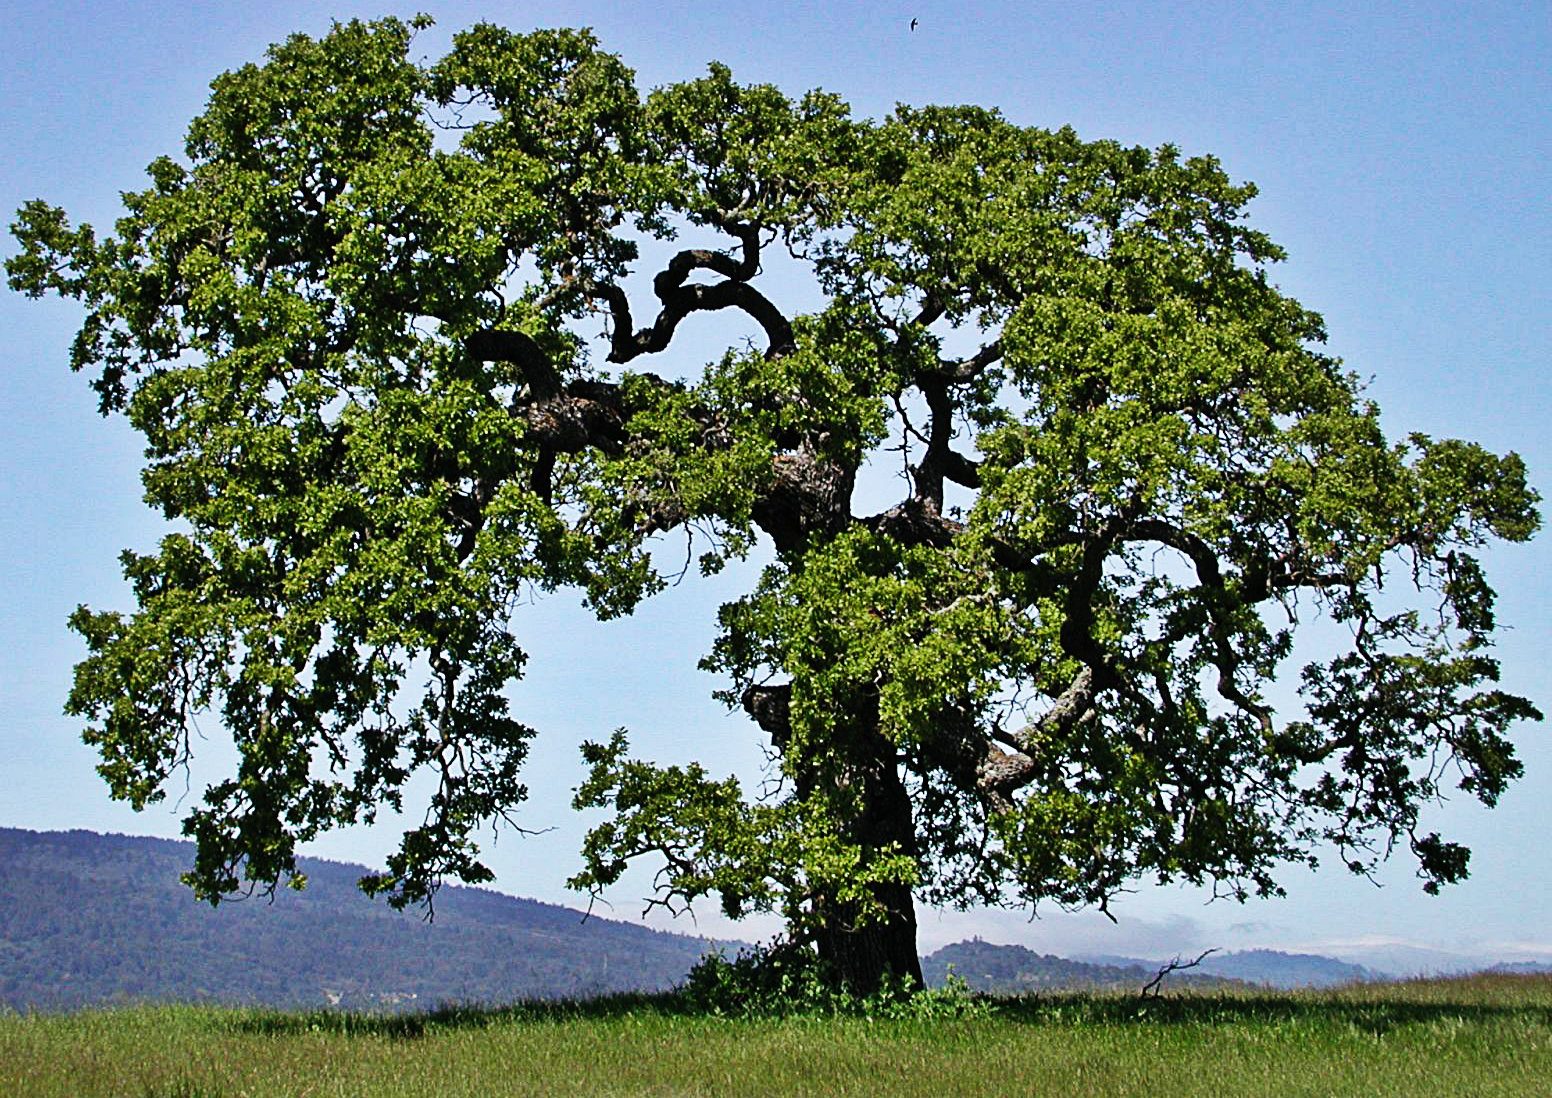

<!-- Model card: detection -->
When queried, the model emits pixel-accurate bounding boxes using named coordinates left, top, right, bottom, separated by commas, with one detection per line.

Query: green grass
left=3, top=974, right=1549, bottom=1096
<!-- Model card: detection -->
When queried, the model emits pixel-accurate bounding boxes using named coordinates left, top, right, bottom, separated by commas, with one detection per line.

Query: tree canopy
left=9, top=16, right=1540, bottom=992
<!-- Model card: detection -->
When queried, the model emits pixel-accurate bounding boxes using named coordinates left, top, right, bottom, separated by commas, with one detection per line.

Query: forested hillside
left=0, top=828, right=727, bottom=1011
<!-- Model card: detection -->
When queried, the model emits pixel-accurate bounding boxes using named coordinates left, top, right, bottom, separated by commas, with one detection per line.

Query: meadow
left=2, top=973, right=1548, bottom=1097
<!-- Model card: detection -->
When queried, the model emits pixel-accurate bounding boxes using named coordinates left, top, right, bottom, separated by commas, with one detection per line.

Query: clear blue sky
left=3, top=1, right=1548, bottom=971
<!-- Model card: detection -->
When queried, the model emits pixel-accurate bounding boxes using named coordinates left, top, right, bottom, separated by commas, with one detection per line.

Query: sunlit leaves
left=571, top=730, right=918, bottom=931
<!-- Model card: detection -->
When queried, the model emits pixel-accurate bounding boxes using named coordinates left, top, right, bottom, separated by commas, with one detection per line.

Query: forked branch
left=1140, top=947, right=1219, bottom=1000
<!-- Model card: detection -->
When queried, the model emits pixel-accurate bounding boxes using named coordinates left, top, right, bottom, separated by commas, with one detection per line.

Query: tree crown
left=10, top=18, right=1538, bottom=938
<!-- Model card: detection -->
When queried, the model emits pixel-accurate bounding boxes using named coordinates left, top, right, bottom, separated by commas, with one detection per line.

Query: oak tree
left=10, top=17, right=1540, bottom=993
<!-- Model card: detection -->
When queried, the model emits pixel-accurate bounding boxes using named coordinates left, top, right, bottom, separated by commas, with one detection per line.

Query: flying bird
left=911, top=18, right=919, bottom=31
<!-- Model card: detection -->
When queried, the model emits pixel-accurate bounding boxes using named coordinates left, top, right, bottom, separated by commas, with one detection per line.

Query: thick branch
left=975, top=667, right=1099, bottom=808
left=1017, top=666, right=1099, bottom=752
left=929, top=338, right=1003, bottom=384
left=467, top=334, right=849, bottom=551
left=1128, top=518, right=1223, bottom=586
left=513, top=383, right=628, bottom=456
left=974, top=747, right=1035, bottom=812
left=908, top=380, right=982, bottom=508
left=909, top=297, right=947, bottom=331
left=1059, top=514, right=1132, bottom=694
left=742, top=683, right=792, bottom=748
left=864, top=497, right=960, bottom=549
left=593, top=278, right=795, bottom=364
left=463, top=329, right=593, bottom=503
left=939, top=448, right=982, bottom=490
left=466, top=330, right=674, bottom=458
left=467, top=309, right=853, bottom=559
left=1128, top=517, right=1349, bottom=604
left=893, top=298, right=994, bottom=506
left=910, top=381, right=955, bottom=509
left=653, top=215, right=761, bottom=294
left=1126, top=518, right=1272, bottom=732
left=465, top=328, right=563, bottom=398
left=586, top=221, right=793, bottom=364
left=860, top=500, right=1055, bottom=580
left=750, top=448, right=856, bottom=553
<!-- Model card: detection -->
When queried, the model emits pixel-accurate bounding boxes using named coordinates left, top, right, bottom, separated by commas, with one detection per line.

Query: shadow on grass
left=229, top=976, right=1552, bottom=1040
left=230, top=990, right=691, bottom=1039
left=992, top=986, right=1552, bottom=1036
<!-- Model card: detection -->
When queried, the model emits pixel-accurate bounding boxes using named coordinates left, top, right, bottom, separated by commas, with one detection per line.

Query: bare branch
left=582, top=218, right=794, bottom=364
left=595, top=278, right=795, bottom=364
left=464, top=328, right=563, bottom=398
left=1140, top=948, right=1219, bottom=1000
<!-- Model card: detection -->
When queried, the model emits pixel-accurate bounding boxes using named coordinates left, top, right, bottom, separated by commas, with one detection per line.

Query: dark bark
left=816, top=892, right=923, bottom=994
left=744, top=684, right=924, bottom=994
left=811, top=737, right=925, bottom=994
left=586, top=219, right=795, bottom=364
left=749, top=448, right=856, bottom=554
left=742, top=683, right=791, bottom=747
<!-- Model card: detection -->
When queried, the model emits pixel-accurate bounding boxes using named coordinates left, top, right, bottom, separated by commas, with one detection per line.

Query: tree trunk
left=814, top=876, right=923, bottom=995
left=810, top=718, right=924, bottom=996
left=744, top=684, right=925, bottom=996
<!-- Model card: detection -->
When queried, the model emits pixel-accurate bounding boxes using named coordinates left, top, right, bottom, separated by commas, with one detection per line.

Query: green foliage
left=9, top=14, right=1540, bottom=991
left=570, top=731, right=918, bottom=936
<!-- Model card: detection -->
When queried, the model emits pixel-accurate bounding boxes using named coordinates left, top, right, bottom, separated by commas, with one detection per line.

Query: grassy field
left=2, top=974, right=1548, bottom=1097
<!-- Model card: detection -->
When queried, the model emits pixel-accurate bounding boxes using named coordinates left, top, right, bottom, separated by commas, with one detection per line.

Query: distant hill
left=921, top=939, right=1245, bottom=994
left=1081, top=949, right=1375, bottom=989
left=4, top=828, right=1513, bottom=1013
left=1324, top=943, right=1483, bottom=979
left=0, top=828, right=733, bottom=1011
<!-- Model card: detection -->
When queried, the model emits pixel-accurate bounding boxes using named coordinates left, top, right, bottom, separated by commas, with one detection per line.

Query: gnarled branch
left=582, top=219, right=794, bottom=364
left=464, top=328, right=562, bottom=398
left=975, top=667, right=1099, bottom=809
left=591, top=277, right=796, bottom=363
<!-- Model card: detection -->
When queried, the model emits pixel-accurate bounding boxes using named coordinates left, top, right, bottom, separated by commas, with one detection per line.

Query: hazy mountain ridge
left=924, top=939, right=1251, bottom=994
left=0, top=827, right=730, bottom=1011
left=1487, top=961, right=1552, bottom=976
left=1080, top=949, right=1376, bottom=988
